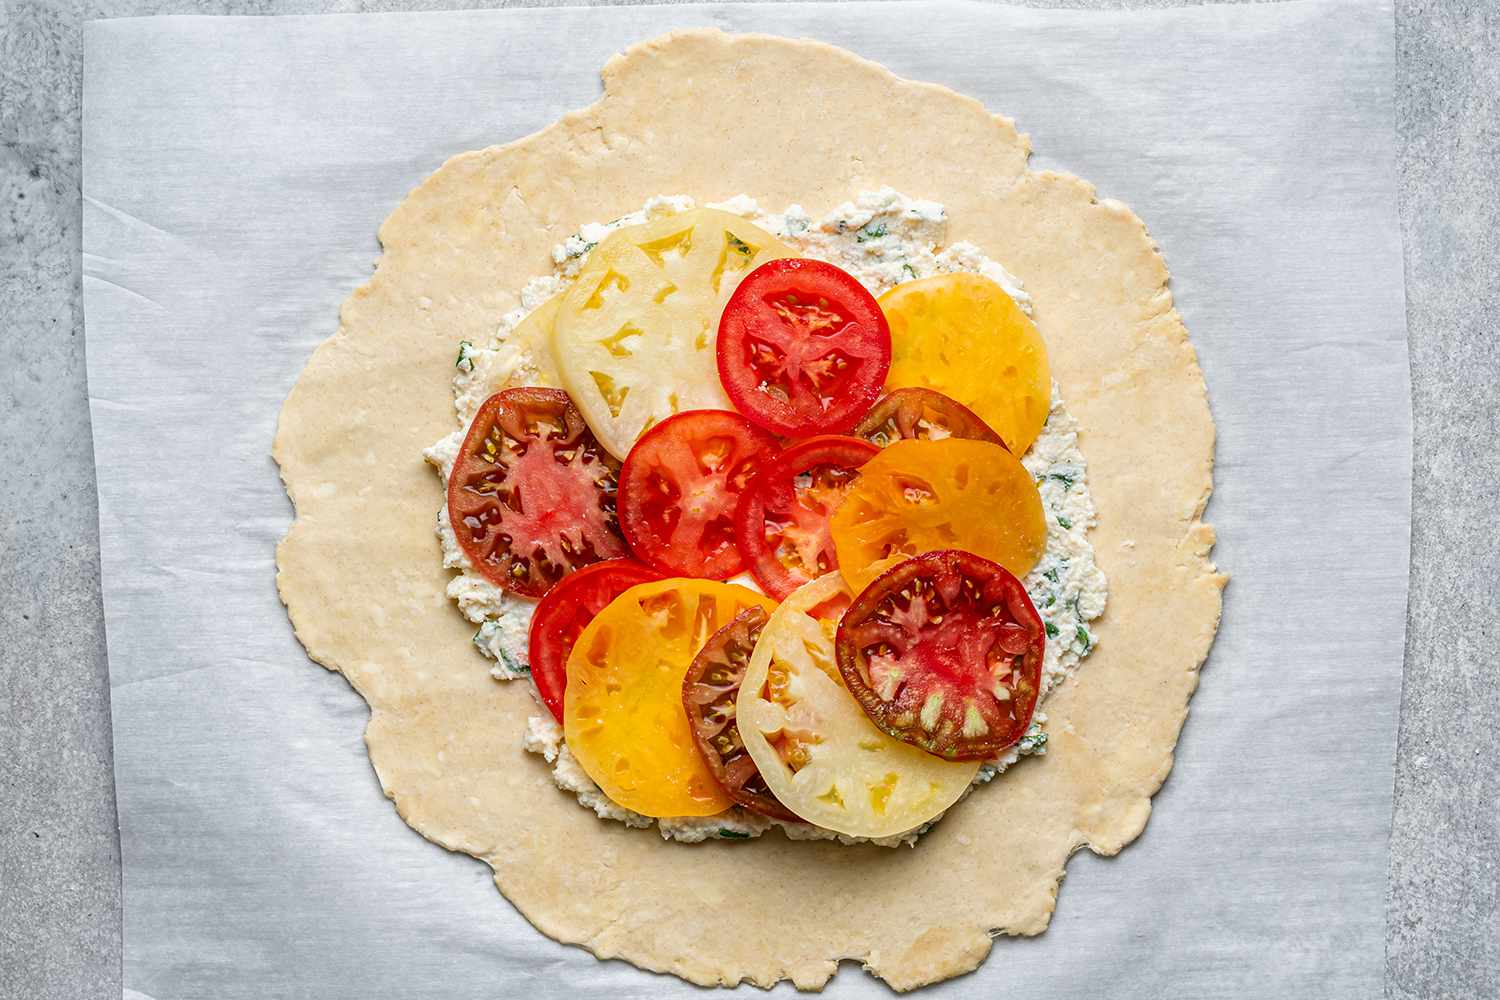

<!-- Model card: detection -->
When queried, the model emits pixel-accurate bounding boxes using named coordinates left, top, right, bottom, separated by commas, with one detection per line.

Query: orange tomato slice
left=829, top=438, right=1046, bottom=593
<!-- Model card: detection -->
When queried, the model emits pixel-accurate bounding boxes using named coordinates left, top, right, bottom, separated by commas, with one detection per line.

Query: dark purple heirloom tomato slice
left=853, top=387, right=1006, bottom=449
left=835, top=550, right=1045, bottom=760
left=682, top=606, right=799, bottom=822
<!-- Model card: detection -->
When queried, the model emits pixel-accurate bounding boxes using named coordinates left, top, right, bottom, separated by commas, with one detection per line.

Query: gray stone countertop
left=1, top=1, right=1496, bottom=997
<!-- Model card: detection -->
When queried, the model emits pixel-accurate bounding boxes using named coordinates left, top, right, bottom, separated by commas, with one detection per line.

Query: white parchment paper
left=82, top=1, right=1409, bottom=996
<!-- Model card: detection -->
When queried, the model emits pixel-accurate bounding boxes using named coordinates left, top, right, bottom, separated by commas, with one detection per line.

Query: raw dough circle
left=274, top=30, right=1224, bottom=991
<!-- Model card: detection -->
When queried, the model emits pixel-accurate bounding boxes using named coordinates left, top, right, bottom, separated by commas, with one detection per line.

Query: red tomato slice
left=617, top=409, right=780, bottom=579
left=734, top=435, right=879, bottom=599
left=447, top=387, right=626, bottom=598
left=717, top=257, right=891, bottom=437
left=854, top=387, right=1006, bottom=449
left=527, top=558, right=662, bottom=723
left=835, top=550, right=1045, bottom=760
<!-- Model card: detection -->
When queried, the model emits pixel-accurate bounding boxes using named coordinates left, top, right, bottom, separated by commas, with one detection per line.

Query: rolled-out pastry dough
left=274, top=29, right=1224, bottom=991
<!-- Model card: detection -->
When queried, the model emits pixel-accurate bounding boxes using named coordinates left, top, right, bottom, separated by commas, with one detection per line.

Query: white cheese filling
left=423, top=189, right=1108, bottom=845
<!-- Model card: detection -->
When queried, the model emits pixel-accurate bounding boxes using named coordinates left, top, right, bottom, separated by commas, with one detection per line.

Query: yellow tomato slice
left=552, top=209, right=794, bottom=459
left=736, top=572, right=981, bottom=838
left=505, top=292, right=563, bottom=386
left=878, top=273, right=1051, bottom=455
left=563, top=578, right=776, bottom=817
left=829, top=438, right=1046, bottom=593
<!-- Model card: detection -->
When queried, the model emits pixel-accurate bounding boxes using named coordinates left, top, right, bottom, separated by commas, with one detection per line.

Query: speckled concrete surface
left=1, top=1, right=1495, bottom=998
left=1386, top=3, right=1500, bottom=997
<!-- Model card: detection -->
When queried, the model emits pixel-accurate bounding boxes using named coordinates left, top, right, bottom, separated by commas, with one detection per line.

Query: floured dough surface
left=274, top=30, right=1224, bottom=991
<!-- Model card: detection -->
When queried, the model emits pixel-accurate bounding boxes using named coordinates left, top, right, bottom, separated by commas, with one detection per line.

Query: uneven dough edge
left=272, top=28, right=1224, bottom=992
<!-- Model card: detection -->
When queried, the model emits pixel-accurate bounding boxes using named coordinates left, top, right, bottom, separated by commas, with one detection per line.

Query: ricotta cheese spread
left=423, top=189, right=1108, bottom=844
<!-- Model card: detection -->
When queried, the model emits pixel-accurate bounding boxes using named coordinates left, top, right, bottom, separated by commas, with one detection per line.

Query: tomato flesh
left=527, top=559, right=661, bottom=723
left=681, top=607, right=798, bottom=822
left=717, top=257, right=891, bottom=437
left=879, top=272, right=1051, bottom=455
left=447, top=387, right=626, bottom=598
left=564, top=578, right=775, bottom=817
left=836, top=550, right=1044, bottom=760
left=734, top=435, right=878, bottom=599
left=552, top=210, right=793, bottom=459
left=854, top=387, right=1005, bottom=449
left=829, top=437, right=1047, bottom=594
left=734, top=571, right=982, bottom=837
left=617, top=409, right=780, bottom=579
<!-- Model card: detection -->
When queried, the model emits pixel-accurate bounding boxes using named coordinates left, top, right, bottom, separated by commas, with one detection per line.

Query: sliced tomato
left=879, top=273, right=1051, bottom=455
left=835, top=550, right=1045, bottom=761
left=717, top=257, right=891, bottom=437
left=552, top=209, right=793, bottom=459
left=564, top=578, right=776, bottom=817
left=735, top=571, right=981, bottom=837
left=829, top=437, right=1047, bottom=594
left=681, top=607, right=798, bottom=822
left=854, top=387, right=1005, bottom=449
left=617, top=409, right=780, bottom=579
left=734, top=435, right=878, bottom=599
left=447, top=387, right=626, bottom=598
left=527, top=558, right=662, bottom=723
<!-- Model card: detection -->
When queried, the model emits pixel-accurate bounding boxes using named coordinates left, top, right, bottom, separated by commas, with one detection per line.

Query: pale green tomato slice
left=551, top=209, right=793, bottom=459
left=735, top=571, right=981, bottom=838
left=506, top=292, right=564, bottom=386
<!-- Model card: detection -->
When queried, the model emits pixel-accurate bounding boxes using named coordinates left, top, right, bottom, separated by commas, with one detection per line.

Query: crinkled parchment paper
left=82, top=2, right=1407, bottom=997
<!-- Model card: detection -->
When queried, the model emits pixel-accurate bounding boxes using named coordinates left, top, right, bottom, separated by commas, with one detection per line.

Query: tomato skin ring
left=835, top=549, right=1046, bottom=761
left=717, top=257, right=891, bottom=438
left=527, top=558, right=662, bottom=723
left=733, top=434, right=879, bottom=600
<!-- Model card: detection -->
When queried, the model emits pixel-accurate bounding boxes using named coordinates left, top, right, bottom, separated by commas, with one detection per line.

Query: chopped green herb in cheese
left=1017, top=727, right=1049, bottom=754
